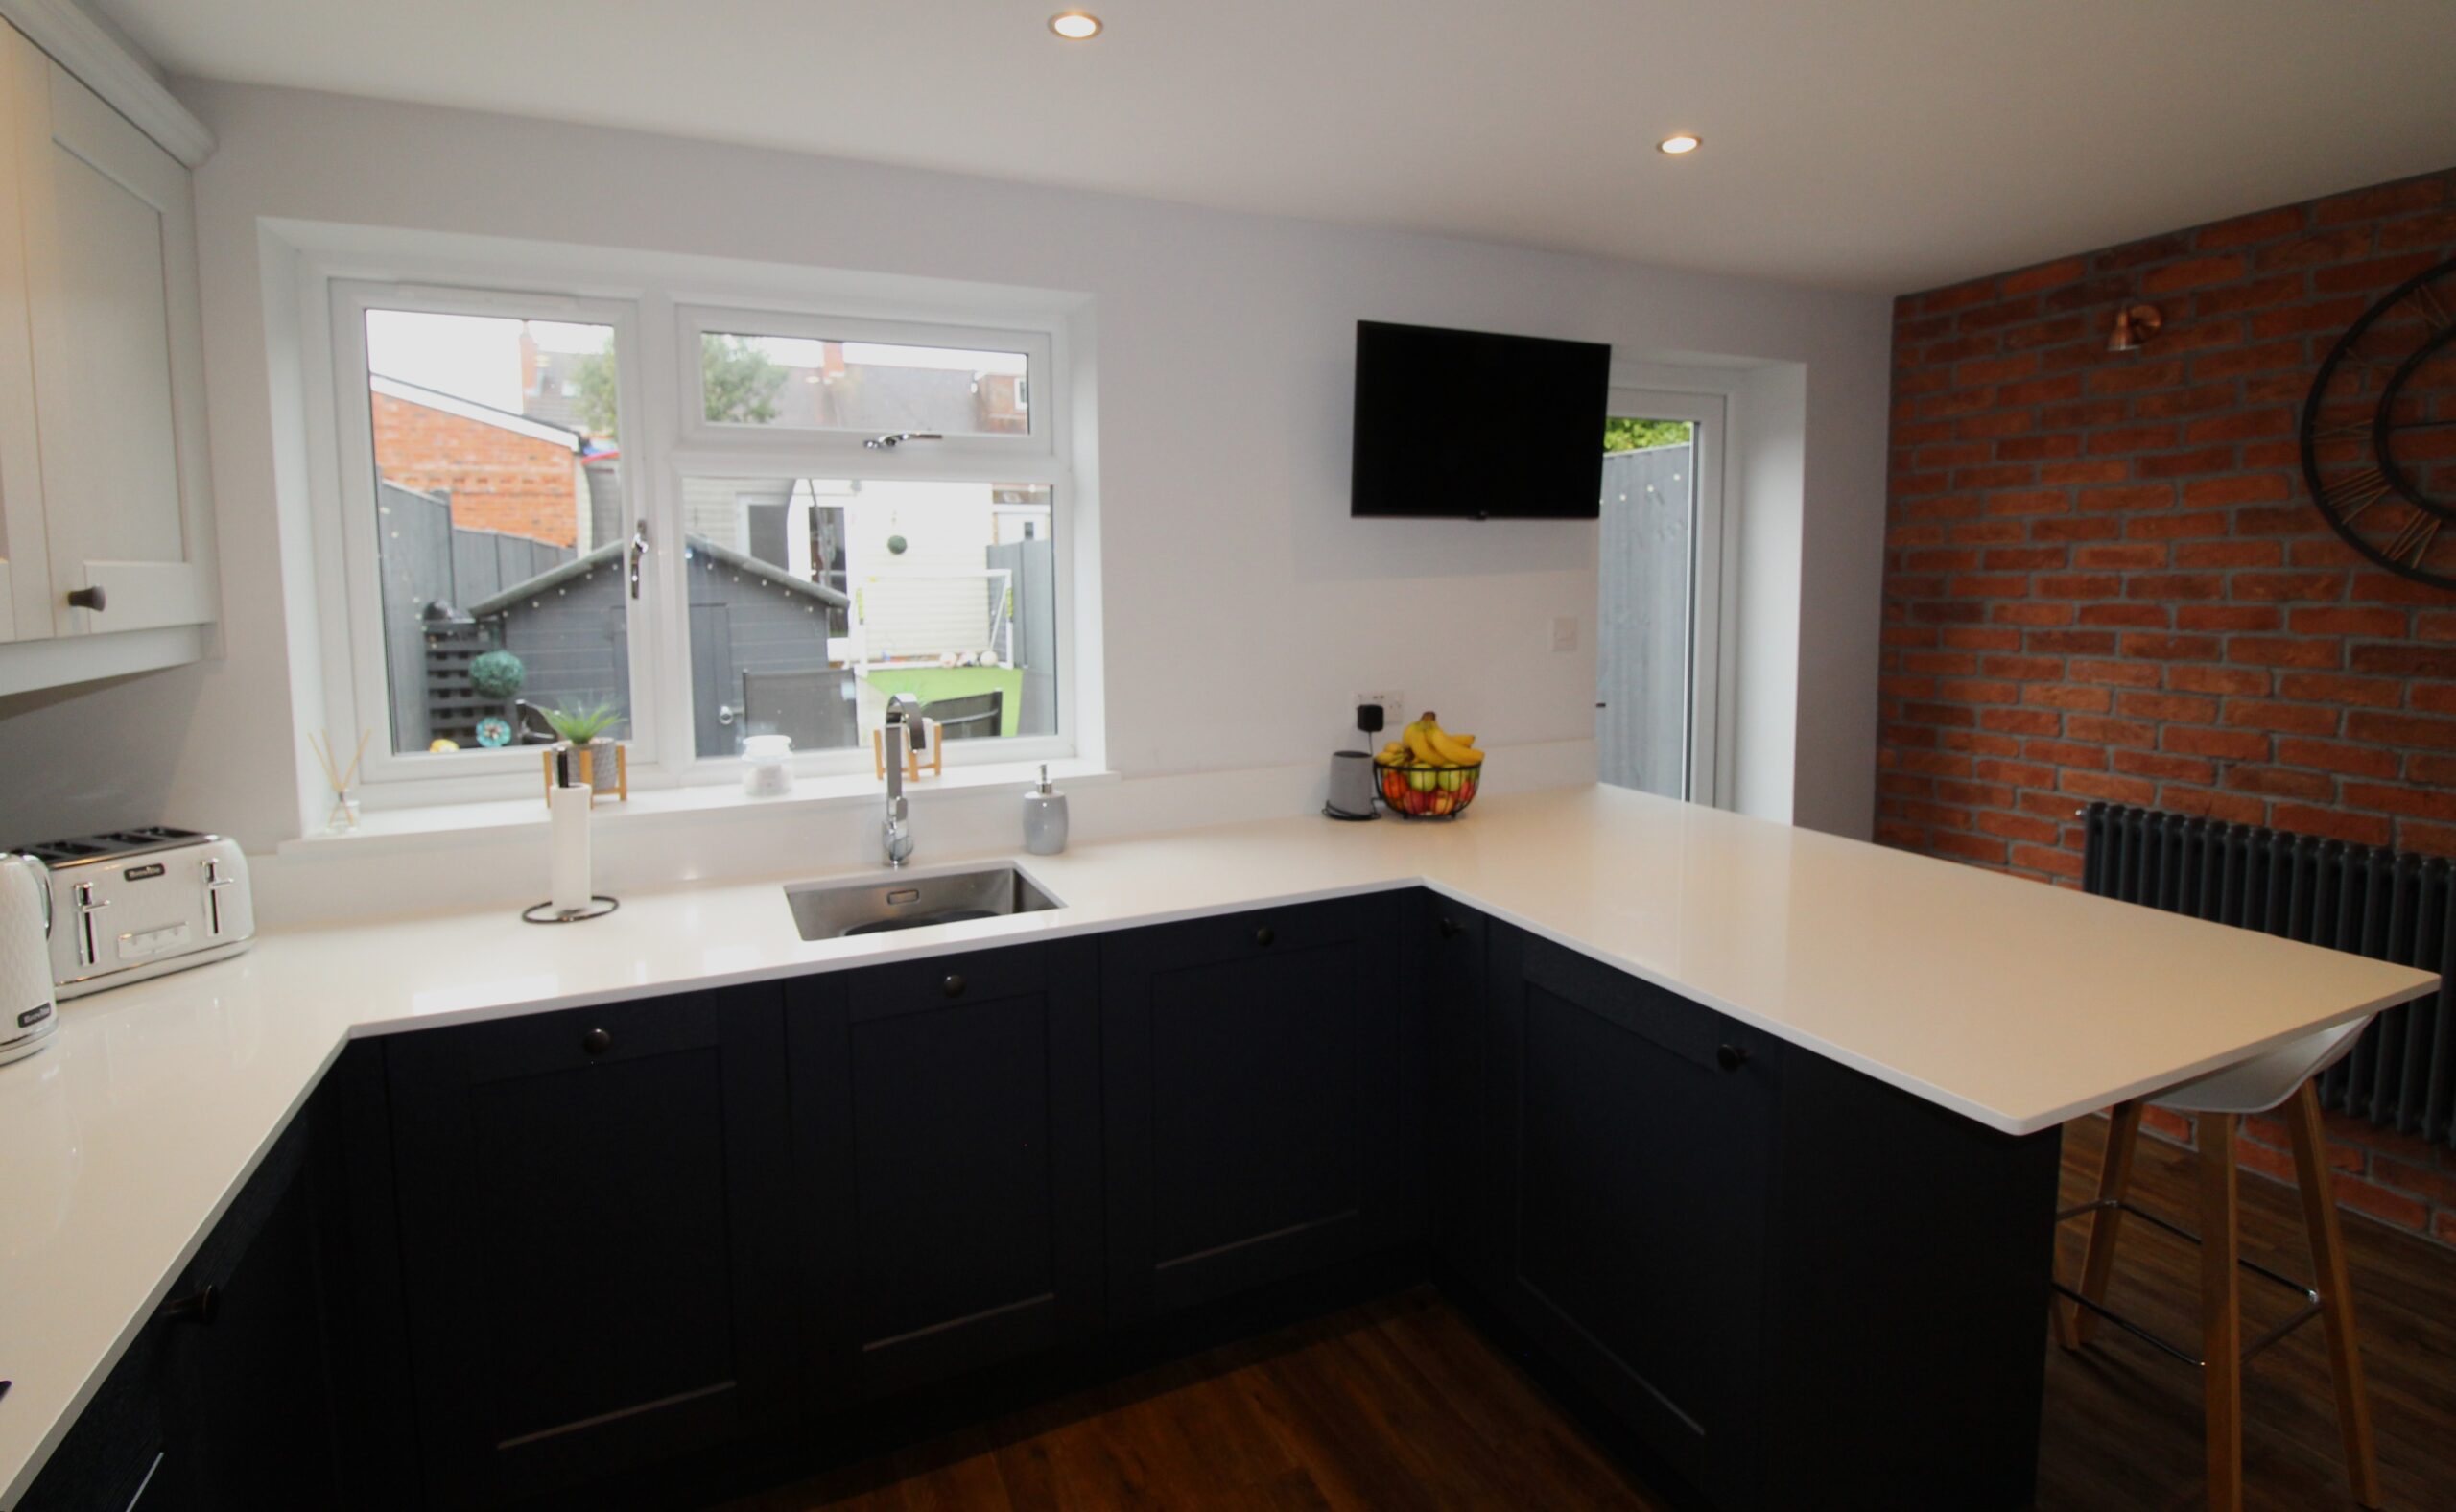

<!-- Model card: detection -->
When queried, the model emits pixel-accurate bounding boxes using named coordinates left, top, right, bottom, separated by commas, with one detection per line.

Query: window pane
left=682, top=477, right=1055, bottom=758
left=698, top=331, right=1030, bottom=437
left=1596, top=418, right=1696, bottom=800
left=363, top=308, right=631, bottom=757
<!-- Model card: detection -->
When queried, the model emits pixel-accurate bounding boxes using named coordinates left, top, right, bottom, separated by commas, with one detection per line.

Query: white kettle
left=0, top=853, right=57, bottom=1067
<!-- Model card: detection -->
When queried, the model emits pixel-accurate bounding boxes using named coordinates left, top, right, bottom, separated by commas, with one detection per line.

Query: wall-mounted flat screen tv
left=1349, top=319, right=1611, bottom=520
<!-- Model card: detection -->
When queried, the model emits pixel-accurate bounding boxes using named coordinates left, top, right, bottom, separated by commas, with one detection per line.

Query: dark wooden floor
left=2032, top=1114, right=2456, bottom=1512
left=720, top=1117, right=2456, bottom=1511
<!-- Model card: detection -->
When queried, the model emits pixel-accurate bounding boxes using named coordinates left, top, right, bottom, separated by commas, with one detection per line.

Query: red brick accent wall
left=372, top=393, right=582, bottom=548
left=1879, top=168, right=2456, bottom=1248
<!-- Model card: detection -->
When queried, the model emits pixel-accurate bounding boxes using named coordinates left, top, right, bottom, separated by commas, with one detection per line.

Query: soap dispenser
left=1022, top=765, right=1069, bottom=856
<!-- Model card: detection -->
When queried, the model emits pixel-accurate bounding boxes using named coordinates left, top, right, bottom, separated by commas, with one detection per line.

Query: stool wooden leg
left=2198, top=1111, right=2243, bottom=1512
left=2067, top=1099, right=2143, bottom=1348
left=2283, top=1079, right=2382, bottom=1509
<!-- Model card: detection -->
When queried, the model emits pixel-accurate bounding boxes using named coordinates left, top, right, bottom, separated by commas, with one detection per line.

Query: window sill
left=275, top=756, right=1119, bottom=862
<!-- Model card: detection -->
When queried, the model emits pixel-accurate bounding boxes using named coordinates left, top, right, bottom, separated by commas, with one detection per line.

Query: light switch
left=1549, top=616, right=1579, bottom=652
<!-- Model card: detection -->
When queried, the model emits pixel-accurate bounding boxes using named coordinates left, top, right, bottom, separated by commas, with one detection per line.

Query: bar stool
left=2054, top=1018, right=2381, bottom=1512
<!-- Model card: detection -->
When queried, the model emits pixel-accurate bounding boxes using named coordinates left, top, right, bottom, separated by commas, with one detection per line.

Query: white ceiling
left=93, top=0, right=2456, bottom=294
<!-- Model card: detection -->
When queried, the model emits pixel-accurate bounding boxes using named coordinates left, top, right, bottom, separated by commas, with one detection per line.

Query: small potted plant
left=540, top=697, right=626, bottom=801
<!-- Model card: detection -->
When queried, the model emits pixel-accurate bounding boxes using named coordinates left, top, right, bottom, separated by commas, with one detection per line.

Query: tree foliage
left=574, top=346, right=619, bottom=437
left=1603, top=417, right=1692, bottom=452
left=574, top=335, right=787, bottom=438
left=700, top=336, right=789, bottom=426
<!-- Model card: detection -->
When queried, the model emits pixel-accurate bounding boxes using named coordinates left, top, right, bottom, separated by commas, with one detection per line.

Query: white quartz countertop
left=0, top=784, right=2437, bottom=1504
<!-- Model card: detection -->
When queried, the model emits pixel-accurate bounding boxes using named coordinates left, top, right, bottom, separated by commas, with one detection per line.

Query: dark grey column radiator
left=2080, top=802, right=2455, bottom=1150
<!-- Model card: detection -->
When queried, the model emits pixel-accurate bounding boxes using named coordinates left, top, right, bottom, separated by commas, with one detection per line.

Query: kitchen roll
left=550, top=783, right=593, bottom=913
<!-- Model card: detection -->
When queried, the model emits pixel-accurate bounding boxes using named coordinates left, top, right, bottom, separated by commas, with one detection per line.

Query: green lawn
left=861, top=665, right=1025, bottom=737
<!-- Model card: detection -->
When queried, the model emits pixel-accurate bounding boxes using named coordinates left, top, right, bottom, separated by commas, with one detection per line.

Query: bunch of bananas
left=1373, top=712, right=1483, bottom=816
left=1376, top=712, right=1481, bottom=768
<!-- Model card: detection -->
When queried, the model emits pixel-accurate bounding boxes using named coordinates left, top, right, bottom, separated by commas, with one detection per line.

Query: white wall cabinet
left=0, top=18, right=216, bottom=694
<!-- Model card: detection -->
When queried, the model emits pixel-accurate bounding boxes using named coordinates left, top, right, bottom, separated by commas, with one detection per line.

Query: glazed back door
left=1596, top=390, right=1725, bottom=802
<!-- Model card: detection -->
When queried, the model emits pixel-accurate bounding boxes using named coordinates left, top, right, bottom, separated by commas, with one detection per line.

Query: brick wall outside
left=1879, top=168, right=2456, bottom=1249
left=372, top=393, right=583, bottom=548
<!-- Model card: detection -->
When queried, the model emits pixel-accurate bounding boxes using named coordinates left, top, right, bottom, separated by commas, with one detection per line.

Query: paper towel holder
left=525, top=742, right=620, bottom=923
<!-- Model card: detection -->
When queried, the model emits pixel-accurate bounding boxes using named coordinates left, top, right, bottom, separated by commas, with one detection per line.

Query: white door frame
left=1602, top=381, right=1732, bottom=807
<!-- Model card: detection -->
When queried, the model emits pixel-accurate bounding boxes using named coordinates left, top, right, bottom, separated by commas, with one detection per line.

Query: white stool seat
left=2151, top=1016, right=2373, bottom=1116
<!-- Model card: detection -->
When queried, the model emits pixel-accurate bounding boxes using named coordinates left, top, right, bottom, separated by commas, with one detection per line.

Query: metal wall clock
left=2300, top=253, right=2456, bottom=590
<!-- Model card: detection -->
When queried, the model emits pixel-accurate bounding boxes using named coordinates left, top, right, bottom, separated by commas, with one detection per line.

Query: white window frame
left=299, top=248, right=1081, bottom=812
left=322, top=279, right=654, bottom=795
left=676, top=304, right=1055, bottom=461
left=1601, top=380, right=1734, bottom=809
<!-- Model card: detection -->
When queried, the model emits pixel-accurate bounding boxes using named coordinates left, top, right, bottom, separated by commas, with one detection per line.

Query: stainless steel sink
left=784, top=865, right=1063, bottom=941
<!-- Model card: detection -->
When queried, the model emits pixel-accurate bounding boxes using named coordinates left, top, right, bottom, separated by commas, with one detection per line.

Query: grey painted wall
left=377, top=482, right=571, bottom=750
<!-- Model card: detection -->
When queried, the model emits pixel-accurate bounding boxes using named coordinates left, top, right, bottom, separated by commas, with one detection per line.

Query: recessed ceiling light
left=1658, top=134, right=1701, bottom=155
left=1050, top=12, right=1102, bottom=40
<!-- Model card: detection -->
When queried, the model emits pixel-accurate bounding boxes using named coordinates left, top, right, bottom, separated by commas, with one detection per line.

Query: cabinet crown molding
left=0, top=0, right=210, bottom=165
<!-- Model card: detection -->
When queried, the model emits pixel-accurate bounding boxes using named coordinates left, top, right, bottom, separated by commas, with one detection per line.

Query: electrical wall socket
left=1354, top=691, right=1404, bottom=721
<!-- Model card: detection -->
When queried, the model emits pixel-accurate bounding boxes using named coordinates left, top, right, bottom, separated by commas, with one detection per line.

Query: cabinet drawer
left=1519, top=932, right=1782, bottom=1082
left=846, top=941, right=1047, bottom=1019
left=406, top=988, right=730, bottom=1078
left=1117, top=893, right=1381, bottom=970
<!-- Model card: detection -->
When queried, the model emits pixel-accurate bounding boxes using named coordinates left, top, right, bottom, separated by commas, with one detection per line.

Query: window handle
left=862, top=431, right=943, bottom=451
left=627, top=519, right=649, bottom=600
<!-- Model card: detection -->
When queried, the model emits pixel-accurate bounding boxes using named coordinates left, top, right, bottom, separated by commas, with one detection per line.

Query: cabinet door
left=0, top=30, right=44, bottom=643
left=20, top=1108, right=329, bottom=1512
left=1487, top=925, right=1779, bottom=1506
left=1410, top=892, right=1489, bottom=1283
left=790, top=940, right=1102, bottom=1406
left=14, top=1318, right=189, bottom=1512
left=387, top=987, right=798, bottom=1507
left=175, top=1152, right=342, bottom=1508
left=7, top=34, right=215, bottom=636
left=1102, top=893, right=1408, bottom=1322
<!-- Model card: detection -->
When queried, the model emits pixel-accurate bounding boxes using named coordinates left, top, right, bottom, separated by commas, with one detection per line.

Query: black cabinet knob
left=581, top=1027, right=613, bottom=1056
left=1437, top=916, right=1465, bottom=939
left=160, top=1285, right=218, bottom=1326
left=1715, top=1043, right=1750, bottom=1074
left=943, top=974, right=967, bottom=998
left=1254, top=925, right=1276, bottom=947
left=66, top=586, right=106, bottom=612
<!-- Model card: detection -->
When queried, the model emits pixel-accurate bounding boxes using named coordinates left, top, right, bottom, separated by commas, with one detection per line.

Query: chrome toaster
left=18, top=827, right=253, bottom=999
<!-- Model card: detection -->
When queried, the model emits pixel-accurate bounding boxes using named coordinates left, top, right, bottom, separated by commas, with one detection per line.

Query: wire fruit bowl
left=1373, top=759, right=1480, bottom=819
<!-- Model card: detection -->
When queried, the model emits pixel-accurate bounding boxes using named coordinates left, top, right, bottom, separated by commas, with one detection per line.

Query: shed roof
left=467, top=533, right=852, bottom=619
